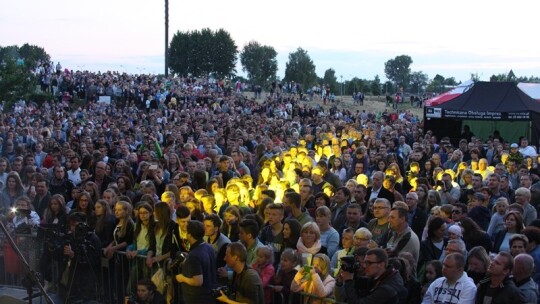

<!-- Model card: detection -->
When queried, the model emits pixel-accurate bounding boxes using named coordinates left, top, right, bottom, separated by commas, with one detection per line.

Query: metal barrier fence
left=0, top=233, right=345, bottom=304
left=0, top=232, right=41, bottom=287
left=0, top=230, right=176, bottom=304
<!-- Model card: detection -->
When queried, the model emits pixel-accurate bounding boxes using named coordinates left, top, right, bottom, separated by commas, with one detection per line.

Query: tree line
left=168, top=28, right=540, bottom=96
left=3, top=29, right=540, bottom=105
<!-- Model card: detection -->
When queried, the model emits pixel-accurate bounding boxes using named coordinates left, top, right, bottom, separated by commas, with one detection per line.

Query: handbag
left=151, top=267, right=168, bottom=294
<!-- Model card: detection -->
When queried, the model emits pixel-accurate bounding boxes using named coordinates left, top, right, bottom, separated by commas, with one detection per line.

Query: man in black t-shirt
left=176, top=220, right=217, bottom=303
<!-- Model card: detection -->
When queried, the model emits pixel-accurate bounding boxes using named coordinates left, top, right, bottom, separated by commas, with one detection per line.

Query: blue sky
left=2, top=0, right=539, bottom=83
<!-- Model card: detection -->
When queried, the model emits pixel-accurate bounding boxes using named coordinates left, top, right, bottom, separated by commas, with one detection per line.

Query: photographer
left=7, top=196, right=40, bottom=230
left=334, top=247, right=369, bottom=302
left=127, top=279, right=166, bottom=304
left=58, top=212, right=101, bottom=303
left=175, top=220, right=217, bottom=303
left=340, top=248, right=407, bottom=304
left=217, top=242, right=264, bottom=304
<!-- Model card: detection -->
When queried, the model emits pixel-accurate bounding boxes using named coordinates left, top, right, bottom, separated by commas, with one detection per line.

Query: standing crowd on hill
left=1, top=64, right=540, bottom=304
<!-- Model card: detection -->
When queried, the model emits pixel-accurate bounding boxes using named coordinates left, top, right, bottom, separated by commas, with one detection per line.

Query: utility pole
left=340, top=75, right=343, bottom=96
left=164, top=0, right=169, bottom=77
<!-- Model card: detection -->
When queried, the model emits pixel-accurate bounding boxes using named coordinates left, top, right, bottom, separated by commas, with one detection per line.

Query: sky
left=2, top=0, right=540, bottom=84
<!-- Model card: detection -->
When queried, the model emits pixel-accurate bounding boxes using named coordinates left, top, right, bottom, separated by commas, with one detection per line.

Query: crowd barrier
left=0, top=233, right=344, bottom=304
left=0, top=231, right=41, bottom=287
left=0, top=231, right=163, bottom=303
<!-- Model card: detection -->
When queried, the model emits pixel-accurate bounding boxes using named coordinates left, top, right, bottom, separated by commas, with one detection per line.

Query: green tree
left=371, top=75, right=381, bottom=96
left=239, top=41, right=278, bottom=86
left=346, top=77, right=364, bottom=95
left=384, top=55, right=413, bottom=89
left=168, top=31, right=190, bottom=76
left=213, top=29, right=238, bottom=78
left=19, top=44, right=50, bottom=68
left=0, top=44, right=50, bottom=107
left=283, top=47, right=317, bottom=89
left=427, top=74, right=448, bottom=93
left=517, top=76, right=540, bottom=83
left=444, top=77, right=458, bottom=86
left=323, top=68, right=338, bottom=93
left=490, top=73, right=508, bottom=82
left=0, top=59, right=35, bottom=104
left=470, top=73, right=481, bottom=83
left=169, top=28, right=237, bottom=78
left=409, top=71, right=428, bottom=94
left=0, top=43, right=50, bottom=69
left=490, top=70, right=518, bottom=83
left=383, top=81, right=395, bottom=95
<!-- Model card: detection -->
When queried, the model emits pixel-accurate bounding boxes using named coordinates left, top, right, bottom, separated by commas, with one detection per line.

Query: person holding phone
left=437, top=173, right=460, bottom=205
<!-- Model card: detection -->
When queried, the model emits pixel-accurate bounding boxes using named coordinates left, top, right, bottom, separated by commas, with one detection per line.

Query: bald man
left=512, top=254, right=539, bottom=303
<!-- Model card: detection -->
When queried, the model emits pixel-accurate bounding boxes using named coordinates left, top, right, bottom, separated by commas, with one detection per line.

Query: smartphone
left=149, top=165, right=158, bottom=170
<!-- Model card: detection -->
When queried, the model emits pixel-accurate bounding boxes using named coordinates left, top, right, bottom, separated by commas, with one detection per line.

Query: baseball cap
left=472, top=192, right=486, bottom=201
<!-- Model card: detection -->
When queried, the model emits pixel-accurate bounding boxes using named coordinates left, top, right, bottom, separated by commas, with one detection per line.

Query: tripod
left=63, top=238, right=100, bottom=304
left=0, top=220, right=54, bottom=304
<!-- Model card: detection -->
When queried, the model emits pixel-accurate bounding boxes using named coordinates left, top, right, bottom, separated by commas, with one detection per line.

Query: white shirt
left=68, top=167, right=82, bottom=186
left=422, top=272, right=476, bottom=304
left=520, top=145, right=537, bottom=158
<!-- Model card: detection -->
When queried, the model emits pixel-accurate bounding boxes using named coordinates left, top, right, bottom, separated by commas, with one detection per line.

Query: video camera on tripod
left=42, top=222, right=96, bottom=262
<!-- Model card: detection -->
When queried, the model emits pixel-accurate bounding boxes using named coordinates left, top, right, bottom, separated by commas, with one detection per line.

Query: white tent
left=518, top=82, right=540, bottom=100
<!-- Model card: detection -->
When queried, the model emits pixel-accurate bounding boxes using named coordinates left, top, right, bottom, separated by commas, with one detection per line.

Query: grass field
left=245, top=92, right=424, bottom=118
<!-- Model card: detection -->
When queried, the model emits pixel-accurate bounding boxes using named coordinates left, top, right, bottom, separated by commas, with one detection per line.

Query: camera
left=13, top=208, right=31, bottom=217
left=125, top=295, right=139, bottom=304
left=211, top=286, right=230, bottom=298
left=43, top=222, right=94, bottom=261
left=436, top=180, right=444, bottom=187
left=169, top=252, right=187, bottom=270
left=340, top=255, right=360, bottom=273
left=73, top=222, right=93, bottom=241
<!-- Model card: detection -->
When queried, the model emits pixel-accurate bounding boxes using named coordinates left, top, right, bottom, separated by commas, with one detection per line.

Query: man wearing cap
left=508, top=143, right=524, bottom=164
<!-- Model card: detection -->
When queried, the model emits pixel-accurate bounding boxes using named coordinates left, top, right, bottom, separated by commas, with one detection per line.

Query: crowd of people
left=1, top=63, right=540, bottom=304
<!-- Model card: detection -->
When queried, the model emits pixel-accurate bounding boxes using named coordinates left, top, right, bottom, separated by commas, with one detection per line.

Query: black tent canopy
left=424, top=81, right=540, bottom=146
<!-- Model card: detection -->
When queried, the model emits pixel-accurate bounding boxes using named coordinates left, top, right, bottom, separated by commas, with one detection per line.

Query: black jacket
left=365, top=186, right=395, bottom=204
left=475, top=276, right=526, bottom=304
left=418, top=238, right=447, bottom=270
left=344, top=268, right=407, bottom=304
left=410, top=208, right=428, bottom=239
left=492, top=229, right=511, bottom=253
